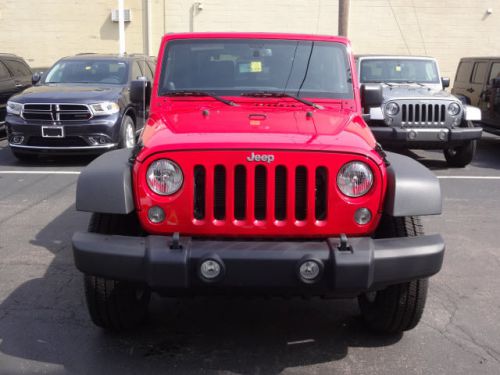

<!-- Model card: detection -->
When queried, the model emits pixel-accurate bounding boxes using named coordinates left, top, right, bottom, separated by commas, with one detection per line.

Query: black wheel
left=83, top=213, right=150, bottom=331
left=443, top=121, right=477, bottom=167
left=358, top=216, right=428, bottom=334
left=118, top=115, right=136, bottom=149
left=12, top=150, right=37, bottom=162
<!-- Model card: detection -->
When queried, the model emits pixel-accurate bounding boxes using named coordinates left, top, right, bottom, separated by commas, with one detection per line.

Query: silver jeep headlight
left=147, top=159, right=183, bottom=196
left=447, top=102, right=461, bottom=116
left=337, top=161, right=374, bottom=198
left=6, top=101, right=22, bottom=116
left=385, top=102, right=400, bottom=116
left=89, top=101, right=119, bottom=116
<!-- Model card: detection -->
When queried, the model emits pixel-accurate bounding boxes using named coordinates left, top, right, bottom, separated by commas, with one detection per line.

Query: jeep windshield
left=44, top=60, right=129, bottom=85
left=158, top=39, right=353, bottom=99
left=360, top=58, right=440, bottom=84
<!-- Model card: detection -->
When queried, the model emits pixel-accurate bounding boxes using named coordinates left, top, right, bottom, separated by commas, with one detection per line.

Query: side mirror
left=441, top=77, right=450, bottom=88
left=130, top=79, right=151, bottom=105
left=32, top=72, right=42, bottom=85
left=360, top=83, right=383, bottom=112
left=491, top=77, right=500, bottom=89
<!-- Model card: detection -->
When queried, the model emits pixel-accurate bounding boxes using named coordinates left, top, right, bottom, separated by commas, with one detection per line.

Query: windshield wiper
left=241, top=91, right=323, bottom=110
left=160, top=90, right=237, bottom=106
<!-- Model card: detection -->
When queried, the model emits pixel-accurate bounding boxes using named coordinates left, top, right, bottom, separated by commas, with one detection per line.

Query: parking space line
left=436, top=176, right=500, bottom=180
left=0, top=171, right=81, bottom=175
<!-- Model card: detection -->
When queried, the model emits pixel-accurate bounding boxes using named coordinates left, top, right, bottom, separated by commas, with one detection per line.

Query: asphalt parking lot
left=1, top=134, right=500, bottom=375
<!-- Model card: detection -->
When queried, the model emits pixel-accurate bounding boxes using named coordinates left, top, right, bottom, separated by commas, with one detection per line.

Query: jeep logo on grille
left=247, top=152, right=275, bottom=163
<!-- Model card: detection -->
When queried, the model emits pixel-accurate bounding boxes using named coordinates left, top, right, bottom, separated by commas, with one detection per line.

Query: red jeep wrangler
left=72, top=33, right=445, bottom=334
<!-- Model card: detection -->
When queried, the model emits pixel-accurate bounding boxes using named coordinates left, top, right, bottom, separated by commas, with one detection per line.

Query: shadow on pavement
left=0, top=205, right=402, bottom=374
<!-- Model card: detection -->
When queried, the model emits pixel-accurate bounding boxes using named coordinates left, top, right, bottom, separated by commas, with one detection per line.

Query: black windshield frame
left=158, top=38, right=354, bottom=99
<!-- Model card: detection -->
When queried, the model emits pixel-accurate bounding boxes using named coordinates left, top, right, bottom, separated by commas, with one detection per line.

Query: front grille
left=27, top=136, right=88, bottom=147
left=193, top=164, right=329, bottom=222
left=401, top=103, right=446, bottom=125
left=22, top=103, right=92, bottom=122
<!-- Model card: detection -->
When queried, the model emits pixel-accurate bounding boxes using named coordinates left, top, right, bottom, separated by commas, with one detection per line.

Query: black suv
left=5, top=54, right=156, bottom=160
left=0, top=53, right=32, bottom=131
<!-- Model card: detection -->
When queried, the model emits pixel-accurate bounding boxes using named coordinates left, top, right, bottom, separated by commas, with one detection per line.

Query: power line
left=411, top=0, right=428, bottom=55
left=388, top=0, right=411, bottom=54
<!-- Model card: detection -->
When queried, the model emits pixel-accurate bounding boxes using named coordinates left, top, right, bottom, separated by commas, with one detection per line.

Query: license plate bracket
left=42, top=126, right=64, bottom=138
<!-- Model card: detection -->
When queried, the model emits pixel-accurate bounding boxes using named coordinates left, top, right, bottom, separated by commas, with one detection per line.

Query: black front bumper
left=371, top=126, right=482, bottom=148
left=72, top=232, right=445, bottom=297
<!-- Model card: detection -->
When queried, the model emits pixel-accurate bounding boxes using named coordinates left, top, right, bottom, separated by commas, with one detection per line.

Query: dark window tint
left=455, top=62, right=473, bottom=83
left=131, top=62, right=143, bottom=80
left=472, top=62, right=488, bottom=84
left=159, top=39, right=353, bottom=99
left=0, top=61, right=11, bottom=80
left=45, top=60, right=129, bottom=84
left=488, top=62, right=500, bottom=83
left=5, top=59, right=31, bottom=77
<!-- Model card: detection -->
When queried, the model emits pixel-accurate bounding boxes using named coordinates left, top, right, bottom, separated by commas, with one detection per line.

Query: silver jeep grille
left=22, top=103, right=92, bottom=122
left=402, top=103, right=446, bottom=125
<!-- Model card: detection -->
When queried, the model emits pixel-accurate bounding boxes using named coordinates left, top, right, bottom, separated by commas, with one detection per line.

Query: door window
left=131, top=62, right=143, bottom=80
left=488, top=63, right=500, bottom=84
left=0, top=61, right=11, bottom=80
left=471, top=62, right=488, bottom=84
left=455, top=62, right=473, bottom=83
left=5, top=59, right=31, bottom=77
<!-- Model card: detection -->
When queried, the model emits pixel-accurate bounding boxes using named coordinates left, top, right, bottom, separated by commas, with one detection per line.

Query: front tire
left=443, top=121, right=477, bottom=167
left=83, top=213, right=150, bottom=331
left=118, top=115, right=136, bottom=149
left=358, top=216, right=429, bottom=334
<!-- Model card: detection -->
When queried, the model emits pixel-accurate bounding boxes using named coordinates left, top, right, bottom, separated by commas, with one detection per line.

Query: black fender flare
left=76, top=149, right=135, bottom=214
left=383, top=152, right=442, bottom=217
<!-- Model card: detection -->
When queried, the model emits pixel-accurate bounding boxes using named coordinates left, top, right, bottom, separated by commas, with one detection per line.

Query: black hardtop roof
left=457, top=57, right=500, bottom=61
left=355, top=54, right=435, bottom=59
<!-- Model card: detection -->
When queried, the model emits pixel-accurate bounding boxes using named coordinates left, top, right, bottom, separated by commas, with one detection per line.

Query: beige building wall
left=0, top=0, right=500, bottom=83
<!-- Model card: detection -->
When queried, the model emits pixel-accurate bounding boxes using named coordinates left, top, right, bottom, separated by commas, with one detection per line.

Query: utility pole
left=118, top=0, right=126, bottom=55
left=338, top=0, right=350, bottom=37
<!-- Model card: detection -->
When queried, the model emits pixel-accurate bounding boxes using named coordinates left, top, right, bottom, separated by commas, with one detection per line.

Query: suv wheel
left=83, top=213, right=150, bottom=331
left=443, top=121, right=477, bottom=167
left=119, top=115, right=136, bottom=149
left=358, top=216, right=428, bottom=334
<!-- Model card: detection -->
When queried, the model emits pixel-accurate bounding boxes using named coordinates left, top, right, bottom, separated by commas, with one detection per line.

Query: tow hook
left=337, top=234, right=352, bottom=252
left=169, top=232, right=182, bottom=250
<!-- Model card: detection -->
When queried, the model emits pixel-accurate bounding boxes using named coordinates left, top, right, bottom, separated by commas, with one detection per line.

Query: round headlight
left=385, top=102, right=400, bottom=116
left=146, top=159, right=183, bottom=196
left=337, top=161, right=374, bottom=198
left=447, top=102, right=461, bottom=116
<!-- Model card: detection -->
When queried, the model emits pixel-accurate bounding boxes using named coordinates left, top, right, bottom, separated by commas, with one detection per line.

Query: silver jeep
left=357, top=55, right=482, bottom=167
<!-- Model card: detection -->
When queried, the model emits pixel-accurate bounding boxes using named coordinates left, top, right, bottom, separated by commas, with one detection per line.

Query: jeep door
left=480, top=60, right=500, bottom=129
left=452, top=60, right=489, bottom=107
left=0, top=59, right=17, bottom=124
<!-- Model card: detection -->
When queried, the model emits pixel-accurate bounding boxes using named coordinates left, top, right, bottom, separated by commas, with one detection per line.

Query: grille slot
left=26, top=136, right=88, bottom=147
left=213, top=165, right=226, bottom=220
left=295, top=166, right=307, bottom=221
left=192, top=164, right=329, bottom=223
left=315, top=167, right=328, bottom=221
left=274, top=166, right=287, bottom=220
left=193, top=166, right=206, bottom=220
left=234, top=165, right=247, bottom=220
left=254, top=166, right=267, bottom=220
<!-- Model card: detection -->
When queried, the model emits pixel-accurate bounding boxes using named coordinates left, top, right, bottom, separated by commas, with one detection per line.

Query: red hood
left=137, top=99, right=379, bottom=163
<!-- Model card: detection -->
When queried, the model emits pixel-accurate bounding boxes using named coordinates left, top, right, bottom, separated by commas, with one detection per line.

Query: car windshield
left=360, top=58, right=440, bottom=84
left=44, top=59, right=129, bottom=84
left=158, top=39, right=353, bottom=99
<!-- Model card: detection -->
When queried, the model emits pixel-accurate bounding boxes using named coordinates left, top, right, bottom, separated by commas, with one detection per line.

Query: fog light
left=148, top=206, right=165, bottom=223
left=200, top=259, right=222, bottom=280
left=11, top=136, right=24, bottom=144
left=99, top=136, right=107, bottom=144
left=438, top=130, right=447, bottom=141
left=299, top=260, right=321, bottom=282
left=354, top=208, right=372, bottom=225
left=408, top=130, right=417, bottom=140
